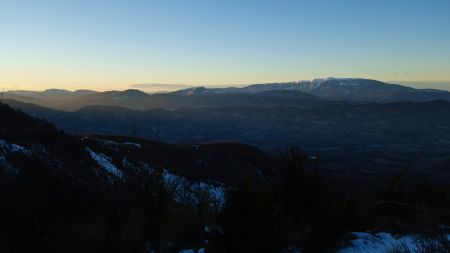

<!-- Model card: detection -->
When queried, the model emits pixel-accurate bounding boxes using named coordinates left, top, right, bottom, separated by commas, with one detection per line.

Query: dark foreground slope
left=0, top=102, right=271, bottom=252
left=1, top=103, right=449, bottom=252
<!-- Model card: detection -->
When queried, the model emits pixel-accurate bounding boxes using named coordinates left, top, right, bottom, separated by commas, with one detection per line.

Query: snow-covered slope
left=338, top=232, right=450, bottom=253
left=87, top=147, right=124, bottom=181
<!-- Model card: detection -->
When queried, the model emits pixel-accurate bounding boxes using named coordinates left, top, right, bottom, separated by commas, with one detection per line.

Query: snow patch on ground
left=0, top=154, right=17, bottom=175
left=87, top=148, right=124, bottom=179
left=179, top=248, right=204, bottom=253
left=282, top=249, right=302, bottom=253
left=338, top=232, right=450, bottom=253
left=194, top=182, right=225, bottom=206
left=122, top=141, right=141, bottom=148
left=92, top=138, right=141, bottom=148
left=163, top=170, right=225, bottom=208
left=0, top=139, right=32, bottom=175
left=0, top=139, right=31, bottom=156
left=338, top=232, right=412, bottom=253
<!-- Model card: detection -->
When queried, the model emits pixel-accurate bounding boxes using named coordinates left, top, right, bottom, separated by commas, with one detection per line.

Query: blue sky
left=1, top=0, right=449, bottom=91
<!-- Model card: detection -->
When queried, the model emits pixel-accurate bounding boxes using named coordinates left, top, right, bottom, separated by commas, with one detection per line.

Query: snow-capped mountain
left=173, top=78, right=450, bottom=103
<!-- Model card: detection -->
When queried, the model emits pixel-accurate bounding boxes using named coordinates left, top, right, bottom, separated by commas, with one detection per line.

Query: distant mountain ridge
left=6, top=89, right=98, bottom=101
left=6, top=87, right=325, bottom=111
left=5, top=78, right=450, bottom=110
left=173, top=78, right=450, bottom=102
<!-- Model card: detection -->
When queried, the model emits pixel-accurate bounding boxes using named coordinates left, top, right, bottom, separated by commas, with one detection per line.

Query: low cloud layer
left=129, top=83, right=194, bottom=92
left=396, top=81, right=450, bottom=91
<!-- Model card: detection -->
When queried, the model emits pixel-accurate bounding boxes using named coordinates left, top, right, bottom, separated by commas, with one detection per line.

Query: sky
left=1, top=0, right=449, bottom=92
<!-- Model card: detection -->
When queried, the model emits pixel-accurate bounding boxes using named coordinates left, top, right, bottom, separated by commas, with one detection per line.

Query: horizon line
left=3, top=78, right=450, bottom=93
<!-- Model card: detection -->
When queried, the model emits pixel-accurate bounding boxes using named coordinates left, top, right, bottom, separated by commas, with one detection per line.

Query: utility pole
left=0, top=88, right=4, bottom=103
left=130, top=116, right=137, bottom=138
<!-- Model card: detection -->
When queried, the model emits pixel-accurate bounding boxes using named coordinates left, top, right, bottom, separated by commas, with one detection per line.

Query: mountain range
left=4, top=78, right=450, bottom=111
left=2, top=80, right=450, bottom=251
